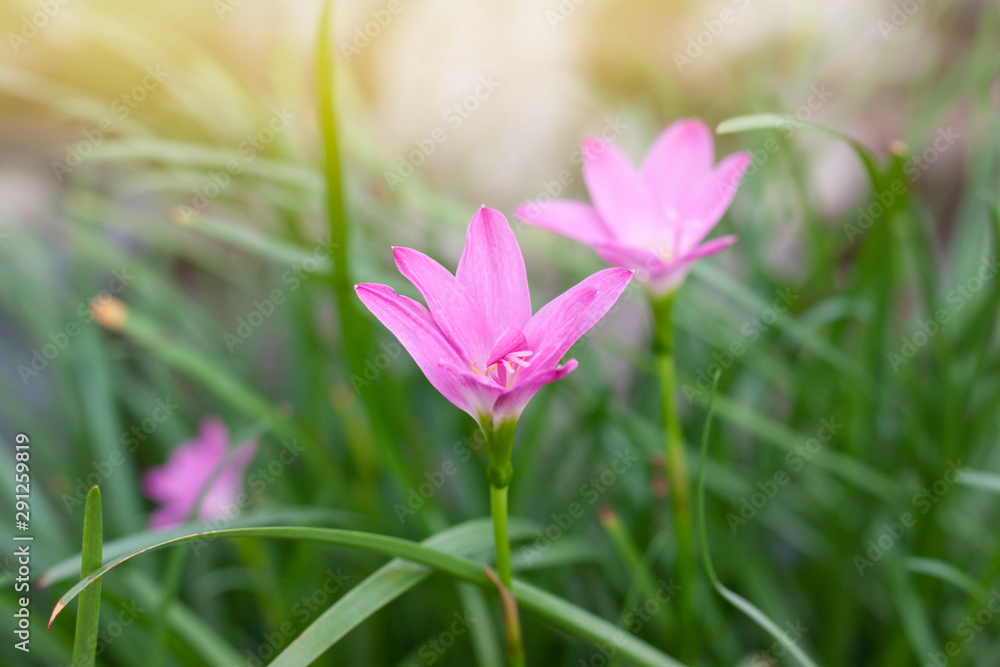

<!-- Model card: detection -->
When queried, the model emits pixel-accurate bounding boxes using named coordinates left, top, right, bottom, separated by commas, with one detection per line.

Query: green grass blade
left=689, top=387, right=901, bottom=504
left=47, top=525, right=686, bottom=667
left=906, top=557, right=988, bottom=601
left=174, top=212, right=333, bottom=273
left=125, top=572, right=245, bottom=667
left=884, top=555, right=938, bottom=660
left=457, top=583, right=505, bottom=667
left=695, top=374, right=819, bottom=667
left=316, top=0, right=368, bottom=353
left=956, top=469, right=1000, bottom=494
left=689, top=263, right=875, bottom=391
left=75, top=328, right=144, bottom=535
left=715, top=113, right=884, bottom=185
left=313, top=0, right=421, bottom=505
left=99, top=304, right=342, bottom=489
left=71, top=486, right=103, bottom=667
left=268, top=518, right=531, bottom=667
left=38, top=506, right=354, bottom=587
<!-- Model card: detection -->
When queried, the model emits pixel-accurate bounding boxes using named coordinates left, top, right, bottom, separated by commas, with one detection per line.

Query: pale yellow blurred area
left=0, top=0, right=976, bottom=223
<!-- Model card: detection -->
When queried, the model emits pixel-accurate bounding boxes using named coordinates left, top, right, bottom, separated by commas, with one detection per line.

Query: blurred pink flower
left=142, top=418, right=257, bottom=530
left=516, top=119, right=751, bottom=295
left=356, top=206, right=632, bottom=425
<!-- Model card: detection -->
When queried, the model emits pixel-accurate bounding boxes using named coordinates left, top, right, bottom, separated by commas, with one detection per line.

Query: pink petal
left=641, top=119, right=715, bottom=215
left=493, top=360, right=578, bottom=424
left=393, top=246, right=491, bottom=362
left=355, top=283, right=475, bottom=416
left=142, top=420, right=228, bottom=503
left=596, top=236, right=737, bottom=296
left=196, top=418, right=229, bottom=457
left=198, top=440, right=257, bottom=522
left=143, top=419, right=256, bottom=530
left=456, top=207, right=532, bottom=339
left=676, top=151, right=751, bottom=251
left=148, top=506, right=185, bottom=530
left=487, top=327, right=529, bottom=366
left=514, top=200, right=611, bottom=246
left=681, top=234, right=738, bottom=261
left=486, top=326, right=530, bottom=388
left=582, top=137, right=657, bottom=244
left=593, top=242, right=666, bottom=276
left=438, top=360, right=505, bottom=421
left=523, top=267, right=633, bottom=374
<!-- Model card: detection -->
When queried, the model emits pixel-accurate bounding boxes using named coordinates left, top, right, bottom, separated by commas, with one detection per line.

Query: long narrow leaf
left=39, top=507, right=354, bottom=587
left=269, top=518, right=533, bottom=666
left=48, top=525, right=686, bottom=667
left=70, top=487, right=103, bottom=667
left=695, top=374, right=820, bottom=667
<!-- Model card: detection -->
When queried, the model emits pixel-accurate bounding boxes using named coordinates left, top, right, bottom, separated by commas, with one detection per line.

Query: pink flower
left=516, top=119, right=751, bottom=295
left=355, top=207, right=632, bottom=426
left=142, top=418, right=257, bottom=530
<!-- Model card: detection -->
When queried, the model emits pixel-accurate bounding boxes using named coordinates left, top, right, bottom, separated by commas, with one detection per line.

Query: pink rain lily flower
left=516, top=119, right=751, bottom=295
left=142, top=418, right=257, bottom=530
left=355, top=207, right=632, bottom=426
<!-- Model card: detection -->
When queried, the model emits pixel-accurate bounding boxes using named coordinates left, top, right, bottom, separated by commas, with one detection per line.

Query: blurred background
left=1, top=0, right=999, bottom=665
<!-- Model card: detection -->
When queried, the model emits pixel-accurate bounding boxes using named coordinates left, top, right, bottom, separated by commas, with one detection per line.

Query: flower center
left=643, top=238, right=675, bottom=264
left=471, top=350, right=533, bottom=389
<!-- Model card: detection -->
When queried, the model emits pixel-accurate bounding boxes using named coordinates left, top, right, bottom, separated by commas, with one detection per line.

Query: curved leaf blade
left=695, top=374, right=820, bottom=667
left=39, top=507, right=354, bottom=588
left=270, top=518, right=534, bottom=667
left=47, top=525, right=686, bottom=667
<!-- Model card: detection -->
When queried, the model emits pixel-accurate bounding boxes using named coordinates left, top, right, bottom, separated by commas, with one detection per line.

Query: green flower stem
left=483, top=418, right=525, bottom=666
left=490, top=484, right=514, bottom=589
left=651, top=293, right=697, bottom=662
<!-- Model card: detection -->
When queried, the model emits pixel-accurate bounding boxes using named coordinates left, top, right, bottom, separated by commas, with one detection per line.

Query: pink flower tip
left=354, top=207, right=632, bottom=425
left=141, top=418, right=257, bottom=530
left=516, top=118, right=749, bottom=293
left=582, top=135, right=606, bottom=156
